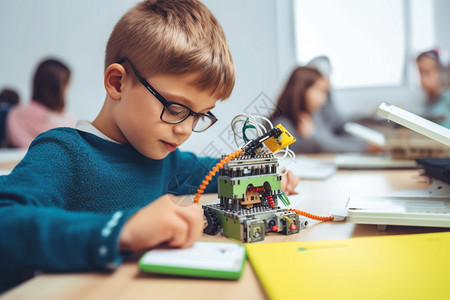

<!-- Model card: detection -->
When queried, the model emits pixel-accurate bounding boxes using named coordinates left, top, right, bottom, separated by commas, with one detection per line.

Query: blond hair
left=105, top=0, right=235, bottom=100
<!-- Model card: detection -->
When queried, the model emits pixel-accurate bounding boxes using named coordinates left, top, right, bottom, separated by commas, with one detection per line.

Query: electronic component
left=263, top=124, right=296, bottom=153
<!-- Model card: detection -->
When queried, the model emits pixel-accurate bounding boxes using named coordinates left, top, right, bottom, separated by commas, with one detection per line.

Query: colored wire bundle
left=230, top=113, right=295, bottom=170
left=278, top=191, right=291, bottom=206
left=230, top=113, right=272, bottom=148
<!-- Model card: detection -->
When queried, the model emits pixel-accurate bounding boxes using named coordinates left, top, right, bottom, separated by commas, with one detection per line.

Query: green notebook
left=139, top=241, right=246, bottom=280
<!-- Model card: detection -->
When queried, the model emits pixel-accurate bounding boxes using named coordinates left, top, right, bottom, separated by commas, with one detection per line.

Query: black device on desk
left=416, top=158, right=450, bottom=184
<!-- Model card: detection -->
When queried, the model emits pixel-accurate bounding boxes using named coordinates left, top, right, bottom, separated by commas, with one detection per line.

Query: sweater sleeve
left=167, top=150, right=220, bottom=195
left=0, top=131, right=137, bottom=272
left=0, top=200, right=136, bottom=272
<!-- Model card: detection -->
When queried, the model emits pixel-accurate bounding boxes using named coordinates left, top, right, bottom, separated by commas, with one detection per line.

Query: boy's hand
left=281, top=171, right=300, bottom=195
left=118, top=195, right=203, bottom=252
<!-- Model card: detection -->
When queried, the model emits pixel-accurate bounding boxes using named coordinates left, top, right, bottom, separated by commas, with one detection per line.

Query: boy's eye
left=166, top=104, right=187, bottom=116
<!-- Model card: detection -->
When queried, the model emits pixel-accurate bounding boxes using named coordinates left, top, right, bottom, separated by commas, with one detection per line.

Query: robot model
left=199, top=124, right=307, bottom=242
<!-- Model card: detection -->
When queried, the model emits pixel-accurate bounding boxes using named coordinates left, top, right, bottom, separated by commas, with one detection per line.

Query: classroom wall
left=433, top=0, right=450, bottom=53
left=0, top=0, right=447, bottom=155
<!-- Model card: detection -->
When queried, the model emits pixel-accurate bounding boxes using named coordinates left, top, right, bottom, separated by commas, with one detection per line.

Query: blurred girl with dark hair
left=6, top=58, right=76, bottom=148
left=269, top=66, right=368, bottom=153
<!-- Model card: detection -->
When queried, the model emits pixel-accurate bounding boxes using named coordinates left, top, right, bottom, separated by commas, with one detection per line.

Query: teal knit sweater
left=0, top=128, right=218, bottom=291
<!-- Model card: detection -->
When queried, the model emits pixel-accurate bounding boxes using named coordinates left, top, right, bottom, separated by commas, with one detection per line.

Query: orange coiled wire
left=193, top=148, right=244, bottom=204
left=286, top=208, right=334, bottom=222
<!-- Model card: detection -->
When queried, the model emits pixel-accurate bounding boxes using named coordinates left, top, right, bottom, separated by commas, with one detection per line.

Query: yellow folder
left=246, top=232, right=450, bottom=300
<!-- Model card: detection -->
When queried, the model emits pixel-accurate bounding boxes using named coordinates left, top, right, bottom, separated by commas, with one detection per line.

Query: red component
left=271, top=225, right=279, bottom=231
left=290, top=224, right=297, bottom=231
left=248, top=186, right=264, bottom=193
left=267, top=195, right=275, bottom=207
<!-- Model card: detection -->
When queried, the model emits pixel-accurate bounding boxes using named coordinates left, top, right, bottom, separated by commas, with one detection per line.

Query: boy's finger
left=167, top=217, right=189, bottom=248
left=177, top=206, right=203, bottom=247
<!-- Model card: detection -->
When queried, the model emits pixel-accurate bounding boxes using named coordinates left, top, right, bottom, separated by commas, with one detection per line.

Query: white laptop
left=346, top=103, right=450, bottom=229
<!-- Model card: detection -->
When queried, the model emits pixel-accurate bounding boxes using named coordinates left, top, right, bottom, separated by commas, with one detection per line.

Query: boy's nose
left=173, top=116, right=194, bottom=135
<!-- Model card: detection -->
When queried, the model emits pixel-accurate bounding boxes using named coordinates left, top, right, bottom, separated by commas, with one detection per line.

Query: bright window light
left=294, top=0, right=405, bottom=89
left=410, top=0, right=435, bottom=52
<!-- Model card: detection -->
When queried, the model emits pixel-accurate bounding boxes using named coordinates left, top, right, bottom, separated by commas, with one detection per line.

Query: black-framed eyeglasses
left=116, top=57, right=217, bottom=132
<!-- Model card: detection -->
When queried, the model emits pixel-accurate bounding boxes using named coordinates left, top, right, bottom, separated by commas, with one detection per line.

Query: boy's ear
left=104, top=63, right=127, bottom=101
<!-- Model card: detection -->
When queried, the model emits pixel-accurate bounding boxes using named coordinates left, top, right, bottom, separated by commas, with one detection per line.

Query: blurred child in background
left=416, top=49, right=450, bottom=128
left=0, top=89, right=19, bottom=107
left=306, top=56, right=348, bottom=138
left=269, top=66, right=368, bottom=153
left=6, top=58, right=77, bottom=148
left=0, top=88, right=20, bottom=147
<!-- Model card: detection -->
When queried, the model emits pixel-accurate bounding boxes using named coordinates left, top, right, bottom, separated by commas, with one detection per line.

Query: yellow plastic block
left=263, top=124, right=296, bottom=153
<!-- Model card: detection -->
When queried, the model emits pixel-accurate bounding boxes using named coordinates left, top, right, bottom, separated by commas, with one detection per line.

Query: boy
left=0, top=0, right=299, bottom=292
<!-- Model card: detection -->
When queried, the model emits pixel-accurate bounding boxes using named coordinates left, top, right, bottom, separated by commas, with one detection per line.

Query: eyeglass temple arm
left=116, top=57, right=165, bottom=102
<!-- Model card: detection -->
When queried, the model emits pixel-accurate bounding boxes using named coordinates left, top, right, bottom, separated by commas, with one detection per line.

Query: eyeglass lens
left=162, top=103, right=214, bottom=132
